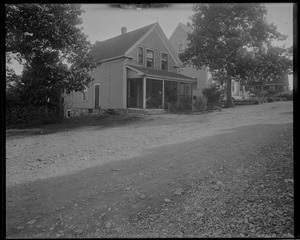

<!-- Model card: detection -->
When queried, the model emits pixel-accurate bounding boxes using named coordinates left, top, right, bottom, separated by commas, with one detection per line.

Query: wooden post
left=162, top=80, right=165, bottom=109
left=143, top=77, right=146, bottom=109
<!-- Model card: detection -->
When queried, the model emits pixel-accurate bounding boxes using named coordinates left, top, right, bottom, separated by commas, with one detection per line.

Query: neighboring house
left=64, top=23, right=194, bottom=117
left=169, top=23, right=212, bottom=98
left=245, top=74, right=289, bottom=92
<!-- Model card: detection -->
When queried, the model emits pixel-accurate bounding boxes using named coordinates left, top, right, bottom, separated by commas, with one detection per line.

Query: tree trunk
left=225, top=78, right=235, bottom=108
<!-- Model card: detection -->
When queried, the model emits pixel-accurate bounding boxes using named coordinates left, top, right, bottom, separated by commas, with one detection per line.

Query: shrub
left=192, top=96, right=207, bottom=111
left=6, top=105, right=62, bottom=127
left=202, top=84, right=221, bottom=108
left=178, top=96, right=192, bottom=111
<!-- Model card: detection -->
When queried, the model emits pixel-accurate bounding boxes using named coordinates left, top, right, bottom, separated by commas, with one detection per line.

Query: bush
left=6, top=105, right=62, bottom=127
left=178, top=96, right=192, bottom=111
left=192, top=96, right=207, bottom=111
left=202, top=84, right=221, bottom=108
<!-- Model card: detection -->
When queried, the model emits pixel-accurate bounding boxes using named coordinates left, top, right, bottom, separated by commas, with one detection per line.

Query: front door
left=146, top=79, right=162, bottom=108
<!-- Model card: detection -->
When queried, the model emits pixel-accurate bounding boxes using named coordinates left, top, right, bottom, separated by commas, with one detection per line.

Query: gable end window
left=138, top=47, right=144, bottom=64
left=179, top=39, right=184, bottom=52
left=146, top=49, right=154, bottom=68
left=161, top=53, right=168, bottom=70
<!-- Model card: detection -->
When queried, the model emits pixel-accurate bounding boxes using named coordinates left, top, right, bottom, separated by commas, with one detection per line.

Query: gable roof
left=169, top=22, right=192, bottom=42
left=89, top=23, right=156, bottom=61
left=89, top=22, right=183, bottom=66
left=127, top=64, right=194, bottom=82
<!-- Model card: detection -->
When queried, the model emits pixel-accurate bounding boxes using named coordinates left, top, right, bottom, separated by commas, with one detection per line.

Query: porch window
left=147, top=49, right=154, bottom=68
left=82, top=87, right=88, bottom=101
left=138, top=47, right=144, bottom=64
left=161, top=53, right=168, bottom=70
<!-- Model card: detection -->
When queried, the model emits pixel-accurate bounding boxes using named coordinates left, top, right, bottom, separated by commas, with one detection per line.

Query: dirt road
left=6, top=102, right=294, bottom=238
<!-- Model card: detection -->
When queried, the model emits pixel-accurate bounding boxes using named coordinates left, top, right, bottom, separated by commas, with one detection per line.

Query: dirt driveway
left=6, top=102, right=294, bottom=238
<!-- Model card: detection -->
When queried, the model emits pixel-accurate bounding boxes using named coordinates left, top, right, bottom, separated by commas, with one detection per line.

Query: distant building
left=169, top=23, right=212, bottom=98
left=245, top=74, right=289, bottom=92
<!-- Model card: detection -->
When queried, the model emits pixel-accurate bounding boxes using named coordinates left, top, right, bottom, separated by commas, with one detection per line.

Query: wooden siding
left=128, top=29, right=177, bottom=73
left=73, top=59, right=125, bottom=109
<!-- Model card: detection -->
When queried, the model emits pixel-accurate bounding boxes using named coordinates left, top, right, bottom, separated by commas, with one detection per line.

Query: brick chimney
left=121, top=27, right=127, bottom=35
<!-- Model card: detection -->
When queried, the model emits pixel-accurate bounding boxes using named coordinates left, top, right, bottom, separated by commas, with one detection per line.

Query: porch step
left=145, top=109, right=167, bottom=115
left=127, top=108, right=147, bottom=114
left=127, top=108, right=167, bottom=115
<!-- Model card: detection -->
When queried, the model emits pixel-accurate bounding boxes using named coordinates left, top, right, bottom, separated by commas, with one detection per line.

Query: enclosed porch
left=126, top=65, right=194, bottom=110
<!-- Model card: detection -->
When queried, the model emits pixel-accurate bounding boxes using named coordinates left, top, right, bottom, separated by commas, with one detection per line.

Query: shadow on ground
left=6, top=114, right=148, bottom=138
left=6, top=122, right=293, bottom=238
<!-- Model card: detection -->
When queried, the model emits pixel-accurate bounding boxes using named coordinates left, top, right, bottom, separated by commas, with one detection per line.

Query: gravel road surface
left=6, top=101, right=294, bottom=238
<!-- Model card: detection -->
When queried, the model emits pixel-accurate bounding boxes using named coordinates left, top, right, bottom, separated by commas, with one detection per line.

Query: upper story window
left=138, top=47, right=144, bottom=64
left=82, top=87, right=88, bottom=101
left=178, top=39, right=184, bottom=52
left=161, top=53, right=168, bottom=70
left=146, top=49, right=154, bottom=68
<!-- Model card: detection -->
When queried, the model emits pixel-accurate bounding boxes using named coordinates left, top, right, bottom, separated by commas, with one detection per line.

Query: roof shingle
left=89, top=23, right=156, bottom=61
left=127, top=64, right=195, bottom=81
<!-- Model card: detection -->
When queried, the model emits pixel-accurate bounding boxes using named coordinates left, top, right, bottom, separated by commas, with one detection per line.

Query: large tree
left=180, top=3, right=291, bottom=107
left=6, top=4, right=100, bottom=115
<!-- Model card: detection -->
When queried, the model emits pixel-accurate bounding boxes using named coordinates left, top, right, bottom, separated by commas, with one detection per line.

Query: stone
left=276, top=210, right=283, bottom=215
left=55, top=233, right=61, bottom=238
left=174, top=189, right=183, bottom=195
left=285, top=233, right=294, bottom=238
left=27, top=219, right=36, bottom=225
left=17, top=226, right=24, bottom=230
left=33, top=233, right=43, bottom=238
left=125, top=187, right=132, bottom=191
left=268, top=213, right=274, bottom=217
left=105, top=222, right=112, bottom=228
left=216, top=180, right=225, bottom=187
left=284, top=179, right=293, bottom=184
left=196, top=212, right=204, bottom=218
left=164, top=198, right=171, bottom=203
left=74, top=229, right=83, bottom=234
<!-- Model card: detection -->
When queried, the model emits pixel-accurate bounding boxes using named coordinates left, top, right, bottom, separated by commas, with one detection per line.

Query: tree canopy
left=180, top=3, right=292, bottom=107
left=6, top=4, right=100, bottom=92
left=6, top=4, right=101, bottom=124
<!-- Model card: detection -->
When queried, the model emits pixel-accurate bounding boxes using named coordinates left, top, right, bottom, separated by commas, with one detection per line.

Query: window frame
left=137, top=46, right=144, bottom=64
left=178, top=38, right=184, bottom=52
left=160, top=51, right=168, bottom=71
left=82, top=86, right=88, bottom=101
left=146, top=48, right=155, bottom=68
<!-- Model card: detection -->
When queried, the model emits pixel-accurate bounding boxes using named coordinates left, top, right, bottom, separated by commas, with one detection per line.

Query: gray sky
left=80, top=3, right=293, bottom=47
left=9, top=3, right=294, bottom=88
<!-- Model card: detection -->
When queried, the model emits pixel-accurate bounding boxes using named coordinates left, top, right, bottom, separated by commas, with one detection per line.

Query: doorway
left=146, top=79, right=163, bottom=109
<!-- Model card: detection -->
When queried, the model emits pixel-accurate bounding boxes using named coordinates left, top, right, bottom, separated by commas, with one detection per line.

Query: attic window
left=179, top=39, right=184, bottom=52
left=146, top=49, right=154, bottom=68
left=138, top=47, right=144, bottom=64
left=161, top=52, right=168, bottom=70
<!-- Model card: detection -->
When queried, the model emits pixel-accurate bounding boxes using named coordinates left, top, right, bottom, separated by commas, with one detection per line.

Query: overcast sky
left=9, top=3, right=294, bottom=87
left=80, top=3, right=293, bottom=47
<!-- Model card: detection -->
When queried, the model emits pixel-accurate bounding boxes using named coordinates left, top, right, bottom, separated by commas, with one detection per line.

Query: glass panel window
left=179, top=39, right=184, bottom=52
left=138, top=47, right=144, bottom=64
left=147, top=49, right=154, bottom=68
left=161, top=53, right=168, bottom=70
